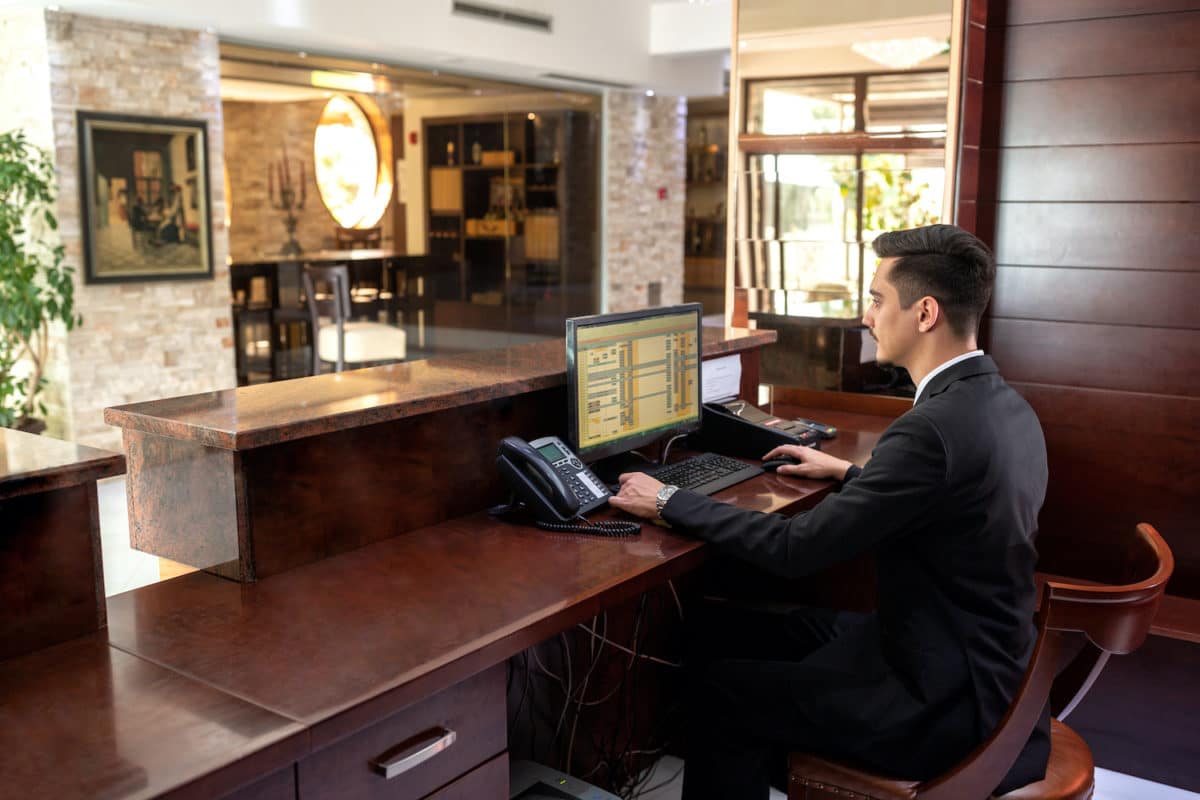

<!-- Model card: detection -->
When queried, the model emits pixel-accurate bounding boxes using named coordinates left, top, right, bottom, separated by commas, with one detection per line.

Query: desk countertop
left=0, top=428, right=125, bottom=500
left=103, top=328, right=778, bottom=451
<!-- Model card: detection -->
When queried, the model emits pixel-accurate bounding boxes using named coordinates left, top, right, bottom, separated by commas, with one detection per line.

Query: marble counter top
left=0, top=428, right=125, bottom=500
left=103, top=327, right=777, bottom=451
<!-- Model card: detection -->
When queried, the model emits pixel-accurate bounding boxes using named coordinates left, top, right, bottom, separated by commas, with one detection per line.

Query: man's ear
left=917, top=296, right=940, bottom=332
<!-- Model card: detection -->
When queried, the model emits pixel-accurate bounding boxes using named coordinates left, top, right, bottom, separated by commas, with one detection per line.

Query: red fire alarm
left=657, top=186, right=668, bottom=200
left=409, top=131, right=418, bottom=145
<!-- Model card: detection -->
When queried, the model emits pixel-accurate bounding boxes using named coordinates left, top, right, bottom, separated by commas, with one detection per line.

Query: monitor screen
left=565, top=303, right=702, bottom=462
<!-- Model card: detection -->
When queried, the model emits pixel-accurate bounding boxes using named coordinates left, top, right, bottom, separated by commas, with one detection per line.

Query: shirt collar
left=913, top=350, right=984, bottom=405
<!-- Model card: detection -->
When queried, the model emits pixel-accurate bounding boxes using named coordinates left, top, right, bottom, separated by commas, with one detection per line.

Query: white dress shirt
left=913, top=350, right=984, bottom=405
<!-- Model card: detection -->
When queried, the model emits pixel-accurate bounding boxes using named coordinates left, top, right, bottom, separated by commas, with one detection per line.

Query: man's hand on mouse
left=762, top=444, right=855, bottom=481
left=608, top=472, right=665, bottom=520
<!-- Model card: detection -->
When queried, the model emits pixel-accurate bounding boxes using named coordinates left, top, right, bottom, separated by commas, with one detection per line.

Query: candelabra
left=267, top=144, right=306, bottom=256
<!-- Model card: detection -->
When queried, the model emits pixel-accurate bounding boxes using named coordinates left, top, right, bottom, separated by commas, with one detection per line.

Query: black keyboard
left=649, top=452, right=764, bottom=497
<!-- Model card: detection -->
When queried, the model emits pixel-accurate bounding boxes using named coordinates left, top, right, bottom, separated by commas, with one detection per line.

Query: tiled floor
left=635, top=756, right=1200, bottom=800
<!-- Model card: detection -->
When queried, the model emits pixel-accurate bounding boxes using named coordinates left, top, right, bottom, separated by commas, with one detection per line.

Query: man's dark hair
left=872, top=224, right=996, bottom=338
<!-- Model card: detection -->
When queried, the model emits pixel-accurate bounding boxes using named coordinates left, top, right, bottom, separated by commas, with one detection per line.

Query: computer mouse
left=762, top=456, right=801, bottom=472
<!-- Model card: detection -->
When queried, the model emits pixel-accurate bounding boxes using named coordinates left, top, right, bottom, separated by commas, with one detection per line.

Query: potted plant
left=0, top=129, right=80, bottom=433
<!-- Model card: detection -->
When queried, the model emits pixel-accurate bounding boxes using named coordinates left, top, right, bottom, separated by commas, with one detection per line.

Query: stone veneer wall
left=223, top=96, right=400, bottom=261
left=43, top=11, right=234, bottom=449
left=604, top=91, right=686, bottom=313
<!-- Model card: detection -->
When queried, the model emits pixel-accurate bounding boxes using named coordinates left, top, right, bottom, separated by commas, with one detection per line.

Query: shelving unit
left=684, top=99, right=729, bottom=316
left=423, top=110, right=597, bottom=336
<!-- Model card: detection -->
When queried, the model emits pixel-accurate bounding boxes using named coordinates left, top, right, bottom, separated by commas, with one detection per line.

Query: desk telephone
left=494, top=436, right=639, bottom=537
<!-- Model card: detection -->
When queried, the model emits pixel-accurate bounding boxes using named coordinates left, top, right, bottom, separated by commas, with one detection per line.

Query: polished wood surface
left=991, top=267, right=1196, bottom=329
left=970, top=3, right=1200, bottom=608
left=424, top=753, right=508, bottom=800
left=238, top=392, right=560, bottom=579
left=994, top=75, right=1200, bottom=147
left=296, top=666, right=504, bottom=800
left=1006, top=0, right=1199, bottom=25
left=988, top=143, right=1200, bottom=202
left=0, top=428, right=124, bottom=500
left=104, top=431, right=868, bottom=744
left=1, top=483, right=105, bottom=660
left=105, top=328, right=777, bottom=450
left=1, top=430, right=122, bottom=660
left=1002, top=12, right=1200, bottom=81
left=991, top=202, right=1200, bottom=270
left=989, top=319, right=1200, bottom=396
left=1013, top=384, right=1200, bottom=595
left=105, top=519, right=709, bottom=738
left=0, top=634, right=307, bottom=800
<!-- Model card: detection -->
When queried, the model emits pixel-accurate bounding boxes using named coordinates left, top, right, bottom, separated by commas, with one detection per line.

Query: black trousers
left=679, top=600, right=867, bottom=800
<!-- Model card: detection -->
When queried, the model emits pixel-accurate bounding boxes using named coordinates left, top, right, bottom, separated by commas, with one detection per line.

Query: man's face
left=862, top=257, right=917, bottom=369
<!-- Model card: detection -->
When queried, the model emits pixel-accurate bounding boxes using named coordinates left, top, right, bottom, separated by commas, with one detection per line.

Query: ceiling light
left=851, top=37, right=946, bottom=70
left=645, top=89, right=655, bottom=97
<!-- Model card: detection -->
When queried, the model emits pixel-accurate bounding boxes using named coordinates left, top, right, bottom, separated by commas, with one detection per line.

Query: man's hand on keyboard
left=608, top=472, right=665, bottom=520
left=762, top=444, right=855, bottom=481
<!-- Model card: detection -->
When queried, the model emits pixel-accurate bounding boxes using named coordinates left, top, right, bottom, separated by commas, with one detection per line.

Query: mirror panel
left=729, top=0, right=960, bottom=396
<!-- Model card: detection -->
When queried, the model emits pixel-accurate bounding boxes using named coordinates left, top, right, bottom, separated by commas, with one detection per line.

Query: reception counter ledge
left=103, top=328, right=777, bottom=582
left=1, top=428, right=125, bottom=660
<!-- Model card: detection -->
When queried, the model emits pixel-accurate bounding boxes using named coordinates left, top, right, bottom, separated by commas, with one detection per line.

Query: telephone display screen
left=566, top=304, right=702, bottom=460
left=537, top=442, right=565, bottom=462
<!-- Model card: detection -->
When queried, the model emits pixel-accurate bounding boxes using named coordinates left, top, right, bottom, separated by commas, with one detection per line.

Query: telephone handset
left=494, top=436, right=638, bottom=537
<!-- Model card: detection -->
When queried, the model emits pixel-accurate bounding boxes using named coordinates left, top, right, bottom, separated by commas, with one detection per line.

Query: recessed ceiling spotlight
left=645, top=89, right=655, bottom=97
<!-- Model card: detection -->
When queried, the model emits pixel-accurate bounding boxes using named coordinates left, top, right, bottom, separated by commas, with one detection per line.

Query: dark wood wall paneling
left=972, top=4, right=1200, bottom=787
left=976, top=2, right=1200, bottom=600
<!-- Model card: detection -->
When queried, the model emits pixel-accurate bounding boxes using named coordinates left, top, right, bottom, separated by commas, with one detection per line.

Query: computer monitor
left=565, top=303, right=703, bottom=462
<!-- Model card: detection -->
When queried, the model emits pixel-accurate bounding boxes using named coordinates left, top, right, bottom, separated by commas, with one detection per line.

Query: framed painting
left=77, top=111, right=213, bottom=283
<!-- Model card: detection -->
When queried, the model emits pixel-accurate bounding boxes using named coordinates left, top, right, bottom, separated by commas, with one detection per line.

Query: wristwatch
left=655, top=485, right=680, bottom=520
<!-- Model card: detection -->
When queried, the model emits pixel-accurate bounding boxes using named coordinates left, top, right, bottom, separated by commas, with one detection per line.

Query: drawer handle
left=370, top=727, right=457, bottom=780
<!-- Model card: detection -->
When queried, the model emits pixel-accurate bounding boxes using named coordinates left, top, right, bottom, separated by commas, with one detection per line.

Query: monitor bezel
left=565, top=303, right=704, bottom=463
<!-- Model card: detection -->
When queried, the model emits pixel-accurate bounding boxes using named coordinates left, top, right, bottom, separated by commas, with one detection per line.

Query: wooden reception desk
left=2, top=329, right=899, bottom=799
left=0, top=428, right=124, bottom=660
left=103, top=327, right=776, bottom=581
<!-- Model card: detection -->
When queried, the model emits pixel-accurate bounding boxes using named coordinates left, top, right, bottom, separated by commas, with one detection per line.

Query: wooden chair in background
left=302, top=264, right=406, bottom=374
left=786, top=523, right=1173, bottom=800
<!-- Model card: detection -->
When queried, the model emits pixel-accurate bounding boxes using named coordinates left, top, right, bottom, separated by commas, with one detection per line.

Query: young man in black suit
left=609, top=224, right=1050, bottom=799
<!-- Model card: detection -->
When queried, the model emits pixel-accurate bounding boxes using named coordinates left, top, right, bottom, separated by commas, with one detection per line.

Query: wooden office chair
left=786, top=523, right=1173, bottom=800
left=302, top=264, right=406, bottom=374
left=333, top=225, right=382, bottom=250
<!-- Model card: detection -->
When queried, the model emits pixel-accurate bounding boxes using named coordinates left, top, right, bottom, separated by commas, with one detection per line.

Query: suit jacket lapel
left=916, top=355, right=998, bottom=406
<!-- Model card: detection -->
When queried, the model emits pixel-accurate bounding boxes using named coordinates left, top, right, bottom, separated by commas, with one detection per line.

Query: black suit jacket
left=662, top=355, right=1050, bottom=791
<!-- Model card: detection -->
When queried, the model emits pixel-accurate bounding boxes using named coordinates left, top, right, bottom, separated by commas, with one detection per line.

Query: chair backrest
left=918, top=523, right=1173, bottom=800
left=334, top=226, right=382, bottom=250
left=303, top=264, right=352, bottom=373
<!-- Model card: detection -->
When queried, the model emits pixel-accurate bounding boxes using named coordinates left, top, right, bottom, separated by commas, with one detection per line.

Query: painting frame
left=77, top=111, right=214, bottom=284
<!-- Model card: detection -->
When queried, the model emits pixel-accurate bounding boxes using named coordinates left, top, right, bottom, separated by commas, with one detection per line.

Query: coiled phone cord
left=488, top=498, right=641, bottom=538
left=535, top=517, right=641, bottom=538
